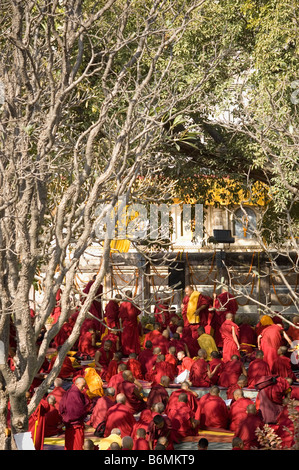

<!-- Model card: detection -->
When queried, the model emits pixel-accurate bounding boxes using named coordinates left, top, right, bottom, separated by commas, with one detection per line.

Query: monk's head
left=185, top=285, right=194, bottom=297
left=157, top=436, right=168, bottom=447
left=231, top=355, right=239, bottom=361
left=172, top=333, right=180, bottom=340
left=232, top=437, right=244, bottom=450
left=168, top=346, right=176, bottom=356
left=110, top=442, right=121, bottom=450
left=181, top=381, right=191, bottom=391
left=115, top=294, right=122, bottom=304
left=118, top=363, right=127, bottom=373
left=106, top=387, right=115, bottom=398
left=47, top=395, right=56, bottom=406
left=246, top=404, right=257, bottom=415
left=74, top=377, right=86, bottom=391
left=162, top=329, right=170, bottom=339
left=176, top=326, right=183, bottom=334
left=113, top=351, right=123, bottom=361
left=210, top=385, right=220, bottom=396
left=116, top=393, right=126, bottom=404
left=153, top=414, right=165, bottom=430
left=145, top=340, right=153, bottom=350
left=197, top=326, right=205, bottom=336
left=122, top=370, right=134, bottom=383
left=122, top=436, right=133, bottom=450
left=178, top=393, right=188, bottom=404
left=226, top=313, right=233, bottom=321
left=83, top=439, right=95, bottom=450
left=255, top=350, right=264, bottom=359
left=278, top=346, right=288, bottom=356
left=160, top=375, right=170, bottom=388
left=177, top=351, right=185, bottom=361
left=197, top=349, right=207, bottom=360
left=103, top=340, right=113, bottom=352
left=152, top=402, right=165, bottom=414
left=156, top=354, right=165, bottom=363
left=233, top=388, right=244, bottom=401
left=153, top=347, right=161, bottom=355
left=136, top=428, right=146, bottom=439
left=237, top=375, right=248, bottom=388
left=129, top=353, right=137, bottom=359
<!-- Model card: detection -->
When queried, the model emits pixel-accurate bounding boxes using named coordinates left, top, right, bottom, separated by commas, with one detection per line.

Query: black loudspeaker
left=168, top=261, right=185, bottom=290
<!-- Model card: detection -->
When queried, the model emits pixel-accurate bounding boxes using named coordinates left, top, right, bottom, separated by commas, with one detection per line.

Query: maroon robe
left=78, top=331, right=97, bottom=357
left=197, top=394, right=229, bottom=430
left=228, top=397, right=254, bottom=432
left=29, top=398, right=50, bottom=450
left=214, top=292, right=238, bottom=347
left=234, top=413, right=264, bottom=450
left=220, top=319, right=240, bottom=363
left=218, top=359, right=243, bottom=388
left=44, top=404, right=63, bottom=437
left=104, top=403, right=136, bottom=438
left=150, top=360, right=176, bottom=385
left=119, top=301, right=141, bottom=356
left=146, top=383, right=169, bottom=410
left=166, top=389, right=198, bottom=415
left=105, top=300, right=120, bottom=329
left=167, top=402, right=197, bottom=438
left=259, top=324, right=284, bottom=371
left=138, top=348, right=155, bottom=377
left=189, top=358, right=211, bottom=387
left=126, top=358, right=144, bottom=380
left=133, top=437, right=150, bottom=450
left=208, top=357, right=224, bottom=385
left=117, top=380, right=146, bottom=414
left=271, top=355, right=297, bottom=381
left=247, top=358, right=271, bottom=389
left=89, top=395, right=115, bottom=429
left=50, top=386, right=66, bottom=411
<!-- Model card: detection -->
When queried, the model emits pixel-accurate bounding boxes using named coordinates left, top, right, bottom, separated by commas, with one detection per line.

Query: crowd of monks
left=14, top=279, right=299, bottom=451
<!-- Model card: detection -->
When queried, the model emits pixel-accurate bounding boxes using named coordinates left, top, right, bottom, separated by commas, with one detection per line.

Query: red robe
left=44, top=404, right=63, bottom=437
left=107, top=370, right=125, bottom=392
left=276, top=404, right=299, bottom=448
left=119, top=301, right=141, bottom=356
left=150, top=360, right=176, bottom=385
left=219, top=319, right=240, bottom=363
left=246, top=358, right=271, bottom=389
left=197, top=394, right=229, bottom=430
left=234, top=413, right=264, bottom=450
left=271, top=355, right=297, bottom=381
left=214, top=292, right=238, bottom=347
left=147, top=415, right=179, bottom=450
left=126, top=358, right=144, bottom=380
left=100, top=332, right=119, bottom=353
left=29, top=398, right=50, bottom=450
left=50, top=386, right=66, bottom=411
left=218, top=359, right=243, bottom=388
left=95, top=346, right=114, bottom=380
left=167, top=402, right=197, bottom=438
left=166, top=389, right=198, bottom=415
left=89, top=395, right=115, bottom=429
left=286, top=323, right=299, bottom=341
left=59, top=384, right=90, bottom=450
left=256, top=376, right=290, bottom=424
left=104, top=403, right=136, bottom=438
left=131, top=409, right=153, bottom=439
left=154, top=302, right=170, bottom=329
left=189, top=358, right=211, bottom=387
left=208, top=357, right=224, bottom=385
left=259, top=324, right=284, bottom=371
left=50, top=289, right=62, bottom=325
left=105, top=359, right=123, bottom=383
left=52, top=321, right=73, bottom=349
left=133, top=437, right=150, bottom=450
left=104, top=300, right=120, bottom=329
left=78, top=331, right=97, bottom=357
left=239, top=323, right=257, bottom=354
left=146, top=383, right=170, bottom=410
left=228, top=397, right=254, bottom=432
left=117, top=380, right=147, bottom=414
left=48, top=355, right=79, bottom=379
left=165, top=353, right=178, bottom=376
left=138, top=348, right=155, bottom=377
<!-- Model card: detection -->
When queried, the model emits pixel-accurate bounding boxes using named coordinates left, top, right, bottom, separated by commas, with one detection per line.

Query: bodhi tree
left=0, top=0, right=234, bottom=449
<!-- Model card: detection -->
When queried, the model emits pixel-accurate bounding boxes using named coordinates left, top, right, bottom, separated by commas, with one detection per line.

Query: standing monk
left=104, top=295, right=122, bottom=330
left=28, top=396, right=50, bottom=450
left=258, top=322, right=292, bottom=371
left=59, top=377, right=90, bottom=450
left=181, top=285, right=210, bottom=337
left=119, top=291, right=141, bottom=356
left=212, top=288, right=238, bottom=348
left=220, top=313, right=240, bottom=363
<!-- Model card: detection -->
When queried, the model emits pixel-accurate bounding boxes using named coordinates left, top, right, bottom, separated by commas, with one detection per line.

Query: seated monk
left=117, top=370, right=147, bottom=414
left=177, top=325, right=199, bottom=358
left=226, top=374, right=248, bottom=401
left=131, top=408, right=154, bottom=440
left=176, top=350, right=194, bottom=376
left=49, top=378, right=66, bottom=411
left=234, top=403, right=264, bottom=450
left=103, top=393, right=136, bottom=438
left=169, top=333, right=189, bottom=356
left=94, top=339, right=114, bottom=381
left=126, top=353, right=144, bottom=380
left=133, top=428, right=150, bottom=450
left=228, top=389, right=254, bottom=433
left=48, top=347, right=82, bottom=380
left=89, top=387, right=115, bottom=430
left=150, top=354, right=176, bottom=385
left=165, top=346, right=178, bottom=376
left=100, top=329, right=120, bottom=353
left=167, top=393, right=199, bottom=439
left=105, top=351, right=124, bottom=383
left=218, top=355, right=247, bottom=388
left=77, top=328, right=97, bottom=358
left=146, top=376, right=170, bottom=410
left=138, top=341, right=155, bottom=377
left=246, top=350, right=271, bottom=389
left=143, top=324, right=164, bottom=350
left=271, top=346, right=298, bottom=382
left=286, top=315, right=299, bottom=341
left=197, top=326, right=218, bottom=361
left=189, top=349, right=221, bottom=387
left=196, top=386, right=229, bottom=430
left=208, top=351, right=224, bottom=385
left=107, top=363, right=127, bottom=392
left=166, top=381, right=198, bottom=415
left=147, top=414, right=179, bottom=450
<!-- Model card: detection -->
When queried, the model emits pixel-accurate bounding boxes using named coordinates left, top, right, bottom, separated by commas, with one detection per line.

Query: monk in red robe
left=258, top=322, right=292, bottom=371
left=271, top=346, right=298, bottom=381
left=218, top=355, right=247, bottom=388
left=143, top=324, right=163, bottom=349
left=176, top=350, right=194, bottom=376
left=78, top=328, right=97, bottom=357
left=104, top=295, right=121, bottom=329
left=48, top=349, right=81, bottom=380
left=103, top=393, right=136, bottom=438
left=126, top=353, right=144, bottom=380
left=89, top=387, right=115, bottom=430
left=167, top=393, right=198, bottom=439
left=286, top=315, right=299, bottom=341
left=234, top=404, right=264, bottom=450
left=107, top=363, right=128, bottom=391
left=165, top=346, right=178, bottom=376
left=246, top=350, right=271, bottom=389
left=29, top=396, right=50, bottom=450
left=211, top=289, right=238, bottom=348
left=59, top=377, right=90, bottom=450
left=226, top=374, right=248, bottom=401
left=238, top=317, right=257, bottom=355
left=228, top=389, right=254, bottom=433
left=100, top=330, right=120, bottom=353
left=105, top=351, right=124, bottom=383
left=82, top=277, right=103, bottom=326
left=117, top=370, right=146, bottom=414
left=208, top=351, right=224, bottom=385
left=133, top=428, right=150, bottom=450
left=150, top=354, right=176, bottom=384
left=50, top=288, right=62, bottom=325
left=189, top=349, right=220, bottom=387
left=94, top=339, right=114, bottom=380
left=275, top=399, right=299, bottom=449
left=49, top=378, right=66, bottom=411
left=196, top=386, right=229, bottom=430
left=169, top=332, right=188, bottom=355
left=147, top=414, right=179, bottom=450
left=154, top=298, right=170, bottom=330
left=178, top=325, right=200, bottom=358
left=44, top=395, right=64, bottom=437
left=166, top=382, right=198, bottom=415
left=181, top=285, right=211, bottom=336
left=255, top=375, right=291, bottom=424
left=138, top=341, right=154, bottom=377
left=131, top=408, right=154, bottom=440
left=119, top=292, right=141, bottom=356
left=146, top=376, right=170, bottom=410
left=220, top=313, right=241, bottom=363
